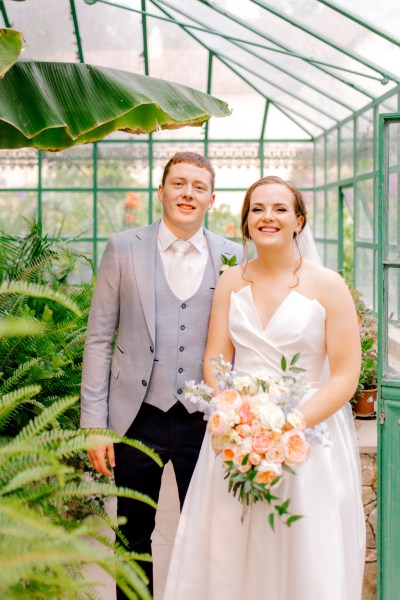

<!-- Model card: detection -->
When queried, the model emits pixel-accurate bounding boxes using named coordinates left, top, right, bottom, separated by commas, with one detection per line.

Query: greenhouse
left=0, top=1, right=399, bottom=599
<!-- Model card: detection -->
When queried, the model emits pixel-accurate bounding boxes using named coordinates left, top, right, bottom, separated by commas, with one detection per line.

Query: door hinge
left=380, top=411, right=385, bottom=425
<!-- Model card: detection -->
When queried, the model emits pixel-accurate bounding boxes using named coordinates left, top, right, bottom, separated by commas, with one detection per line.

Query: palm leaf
left=0, top=61, right=231, bottom=150
left=0, top=29, right=24, bottom=78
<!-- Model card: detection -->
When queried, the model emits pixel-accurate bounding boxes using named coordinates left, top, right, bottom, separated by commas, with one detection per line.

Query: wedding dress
left=163, top=285, right=365, bottom=600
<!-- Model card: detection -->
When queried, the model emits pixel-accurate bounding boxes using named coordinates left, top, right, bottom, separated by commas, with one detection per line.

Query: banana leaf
left=0, top=29, right=24, bottom=78
left=0, top=60, right=231, bottom=151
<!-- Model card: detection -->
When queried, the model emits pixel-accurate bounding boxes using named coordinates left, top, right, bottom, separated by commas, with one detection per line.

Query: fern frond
left=0, top=385, right=41, bottom=430
left=0, top=318, right=45, bottom=338
left=0, top=281, right=82, bottom=316
left=0, top=358, right=42, bottom=394
left=57, top=483, right=158, bottom=510
left=10, top=396, right=79, bottom=444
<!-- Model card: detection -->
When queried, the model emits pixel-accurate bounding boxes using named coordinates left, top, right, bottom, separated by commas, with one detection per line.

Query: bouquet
left=185, top=354, right=331, bottom=529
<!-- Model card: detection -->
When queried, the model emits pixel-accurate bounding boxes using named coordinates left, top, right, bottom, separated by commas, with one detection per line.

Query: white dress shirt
left=157, top=219, right=209, bottom=300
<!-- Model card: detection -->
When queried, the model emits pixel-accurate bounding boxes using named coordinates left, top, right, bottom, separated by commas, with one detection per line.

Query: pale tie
left=168, top=239, right=192, bottom=300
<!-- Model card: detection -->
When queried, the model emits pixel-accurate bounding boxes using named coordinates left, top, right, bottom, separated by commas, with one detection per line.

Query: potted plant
left=350, top=290, right=378, bottom=418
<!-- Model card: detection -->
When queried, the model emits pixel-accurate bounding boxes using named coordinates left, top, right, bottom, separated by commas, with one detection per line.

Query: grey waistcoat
left=144, top=248, right=216, bottom=412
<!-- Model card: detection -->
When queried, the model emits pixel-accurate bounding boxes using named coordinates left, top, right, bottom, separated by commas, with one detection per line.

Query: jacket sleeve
left=80, top=234, right=121, bottom=429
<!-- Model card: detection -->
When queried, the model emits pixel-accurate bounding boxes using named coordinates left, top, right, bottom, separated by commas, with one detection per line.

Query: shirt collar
left=158, top=218, right=204, bottom=253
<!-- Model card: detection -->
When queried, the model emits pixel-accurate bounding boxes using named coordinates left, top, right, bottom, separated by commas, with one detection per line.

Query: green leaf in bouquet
left=286, top=514, right=303, bottom=527
left=290, top=352, right=301, bottom=366
left=268, top=513, right=275, bottom=531
left=289, top=366, right=306, bottom=374
left=275, top=499, right=291, bottom=516
left=241, top=453, right=249, bottom=466
left=281, top=355, right=287, bottom=371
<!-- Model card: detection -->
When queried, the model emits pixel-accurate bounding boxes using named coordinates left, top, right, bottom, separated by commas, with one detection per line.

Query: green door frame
left=377, top=112, right=400, bottom=600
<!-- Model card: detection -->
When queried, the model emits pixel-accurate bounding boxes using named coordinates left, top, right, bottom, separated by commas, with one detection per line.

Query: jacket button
left=179, top=346, right=184, bottom=352
left=177, top=388, right=183, bottom=394
left=150, top=346, right=154, bottom=353
left=142, top=380, right=147, bottom=386
left=181, top=303, right=187, bottom=309
left=180, top=325, right=185, bottom=331
left=178, top=368, right=183, bottom=373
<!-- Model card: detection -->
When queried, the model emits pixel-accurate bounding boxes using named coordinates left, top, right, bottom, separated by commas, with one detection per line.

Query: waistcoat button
left=181, top=303, right=187, bottom=309
left=180, top=325, right=185, bottom=331
left=178, top=368, right=183, bottom=373
left=177, top=388, right=183, bottom=394
left=179, top=346, right=184, bottom=352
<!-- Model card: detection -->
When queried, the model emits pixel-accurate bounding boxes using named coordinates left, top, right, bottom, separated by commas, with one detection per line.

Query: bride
left=163, top=176, right=366, bottom=600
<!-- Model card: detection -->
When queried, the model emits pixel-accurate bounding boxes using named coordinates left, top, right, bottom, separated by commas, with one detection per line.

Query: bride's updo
left=241, top=176, right=307, bottom=243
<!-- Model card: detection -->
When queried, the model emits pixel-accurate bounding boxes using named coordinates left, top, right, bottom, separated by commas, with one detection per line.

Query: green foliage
left=0, top=387, right=158, bottom=599
left=0, top=271, right=162, bottom=598
left=0, top=222, right=93, bottom=434
left=349, top=287, right=378, bottom=394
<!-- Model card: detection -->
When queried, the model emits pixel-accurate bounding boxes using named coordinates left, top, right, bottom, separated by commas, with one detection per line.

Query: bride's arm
left=204, top=270, right=236, bottom=394
left=300, top=271, right=361, bottom=428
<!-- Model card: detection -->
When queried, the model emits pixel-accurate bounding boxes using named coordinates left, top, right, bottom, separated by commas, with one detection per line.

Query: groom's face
left=158, top=162, right=215, bottom=238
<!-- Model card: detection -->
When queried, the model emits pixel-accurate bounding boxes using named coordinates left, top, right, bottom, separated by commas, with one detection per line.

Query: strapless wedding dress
left=163, top=286, right=365, bottom=600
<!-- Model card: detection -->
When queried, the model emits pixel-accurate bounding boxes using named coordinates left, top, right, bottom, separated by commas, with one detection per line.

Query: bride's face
left=247, top=183, right=304, bottom=248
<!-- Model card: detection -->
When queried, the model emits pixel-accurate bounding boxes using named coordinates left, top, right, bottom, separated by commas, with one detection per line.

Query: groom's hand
left=87, top=444, right=115, bottom=477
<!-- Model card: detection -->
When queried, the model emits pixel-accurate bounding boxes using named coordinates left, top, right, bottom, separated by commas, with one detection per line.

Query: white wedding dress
left=163, top=286, right=366, bottom=600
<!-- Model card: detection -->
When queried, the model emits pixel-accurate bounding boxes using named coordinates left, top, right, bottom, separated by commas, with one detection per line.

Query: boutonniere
left=219, top=254, right=237, bottom=275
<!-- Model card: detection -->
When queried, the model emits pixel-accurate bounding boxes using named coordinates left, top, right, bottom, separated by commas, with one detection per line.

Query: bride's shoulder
left=302, top=260, right=351, bottom=303
left=217, top=263, right=251, bottom=294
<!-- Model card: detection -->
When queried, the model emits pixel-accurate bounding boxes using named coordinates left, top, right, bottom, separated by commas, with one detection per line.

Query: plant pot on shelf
left=352, top=387, right=378, bottom=419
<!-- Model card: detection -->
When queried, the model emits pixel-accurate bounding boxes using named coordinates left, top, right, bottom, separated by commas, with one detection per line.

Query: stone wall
left=361, top=452, right=377, bottom=600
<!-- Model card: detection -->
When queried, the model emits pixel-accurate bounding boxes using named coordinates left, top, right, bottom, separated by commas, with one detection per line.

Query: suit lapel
left=131, top=221, right=159, bottom=344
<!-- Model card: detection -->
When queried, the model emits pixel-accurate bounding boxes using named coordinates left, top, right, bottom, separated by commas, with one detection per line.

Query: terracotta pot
left=352, top=388, right=377, bottom=418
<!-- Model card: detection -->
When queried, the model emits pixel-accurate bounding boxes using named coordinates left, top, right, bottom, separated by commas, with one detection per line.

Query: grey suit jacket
left=80, top=219, right=244, bottom=435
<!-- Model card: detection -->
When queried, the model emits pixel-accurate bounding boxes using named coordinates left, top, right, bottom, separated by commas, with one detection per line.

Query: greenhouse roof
left=2, top=0, right=400, bottom=140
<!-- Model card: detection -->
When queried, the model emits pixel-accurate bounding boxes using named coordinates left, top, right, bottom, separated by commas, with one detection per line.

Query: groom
left=80, top=151, right=243, bottom=597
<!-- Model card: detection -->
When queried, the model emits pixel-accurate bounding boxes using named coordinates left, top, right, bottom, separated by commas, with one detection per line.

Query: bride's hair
left=241, top=175, right=307, bottom=242
left=240, top=176, right=308, bottom=286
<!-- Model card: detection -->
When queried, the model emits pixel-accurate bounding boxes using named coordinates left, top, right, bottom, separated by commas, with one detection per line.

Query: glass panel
left=315, top=137, right=325, bottom=186
left=0, top=150, right=38, bottom=188
left=388, top=119, right=400, bottom=170
left=326, top=130, right=338, bottom=183
left=356, top=180, right=374, bottom=241
left=42, top=147, right=93, bottom=189
left=326, top=188, right=338, bottom=238
left=329, top=0, right=400, bottom=44
left=265, top=105, right=313, bottom=140
left=77, top=0, right=144, bottom=72
left=355, top=247, right=374, bottom=309
left=41, top=192, right=93, bottom=238
left=325, top=243, right=338, bottom=271
left=208, top=61, right=266, bottom=139
left=378, top=93, right=398, bottom=117
left=339, top=120, right=354, bottom=180
left=5, top=0, right=77, bottom=61
left=97, top=143, right=149, bottom=188
left=342, top=192, right=355, bottom=287
left=387, top=268, right=400, bottom=378
left=208, top=192, right=243, bottom=239
left=314, top=190, right=324, bottom=237
left=356, top=109, right=374, bottom=174
left=0, top=191, right=37, bottom=234
left=387, top=172, right=400, bottom=260
left=146, top=5, right=208, bottom=91
left=97, top=191, right=149, bottom=235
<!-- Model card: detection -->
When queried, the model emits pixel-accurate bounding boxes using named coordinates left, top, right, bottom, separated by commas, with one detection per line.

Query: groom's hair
left=161, top=152, right=215, bottom=191
left=241, top=176, right=307, bottom=242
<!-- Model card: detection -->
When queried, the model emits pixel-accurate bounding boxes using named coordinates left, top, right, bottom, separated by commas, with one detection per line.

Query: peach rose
left=264, top=442, right=285, bottom=464
left=282, top=429, right=310, bottom=464
left=238, top=399, right=254, bottom=425
left=251, top=419, right=263, bottom=436
left=235, top=449, right=252, bottom=472
left=236, top=424, right=252, bottom=438
left=207, top=411, right=230, bottom=436
left=254, top=461, right=282, bottom=487
left=215, top=389, right=242, bottom=412
left=252, top=429, right=275, bottom=454
left=249, top=451, right=262, bottom=466
left=222, top=447, right=235, bottom=462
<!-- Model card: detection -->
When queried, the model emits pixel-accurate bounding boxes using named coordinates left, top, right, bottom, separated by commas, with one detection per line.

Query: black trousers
left=113, top=402, right=206, bottom=599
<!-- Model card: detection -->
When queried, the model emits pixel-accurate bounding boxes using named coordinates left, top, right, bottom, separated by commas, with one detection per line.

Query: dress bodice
left=229, top=286, right=327, bottom=387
